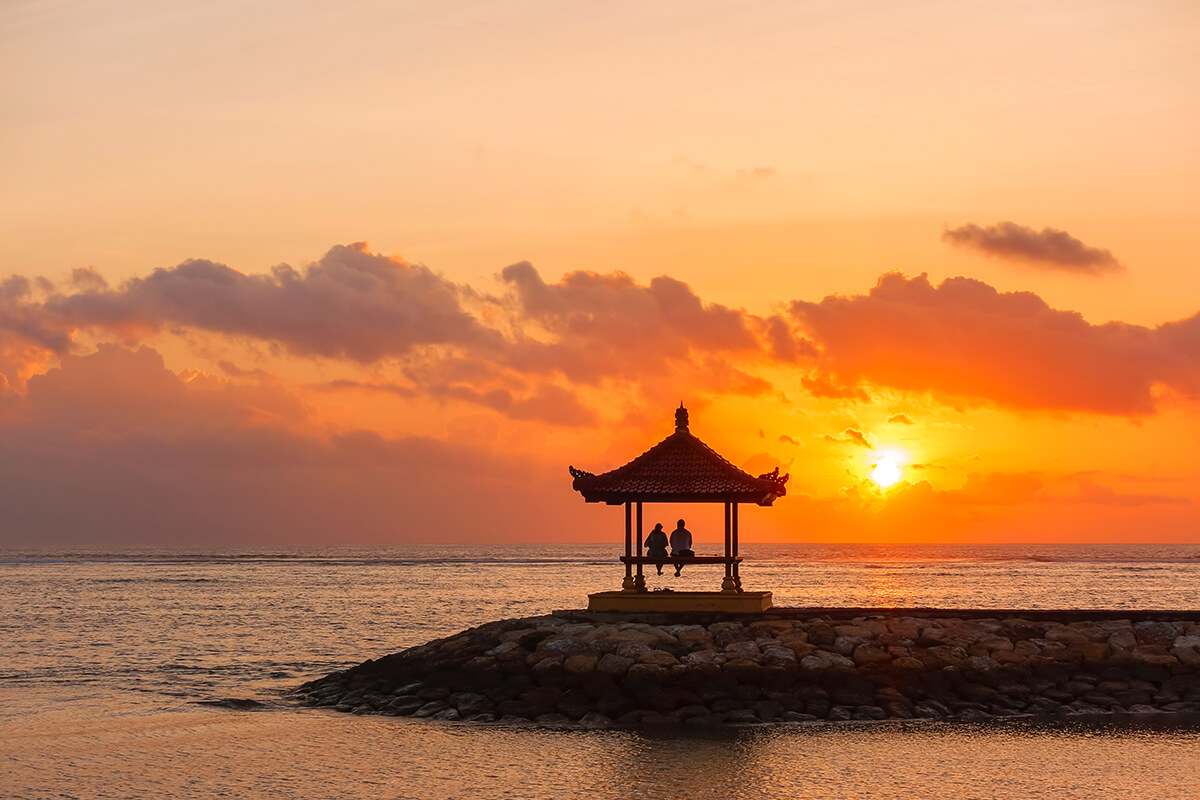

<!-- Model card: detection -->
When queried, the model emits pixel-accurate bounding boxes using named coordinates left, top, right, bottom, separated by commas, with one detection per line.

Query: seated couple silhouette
left=645, top=519, right=695, bottom=576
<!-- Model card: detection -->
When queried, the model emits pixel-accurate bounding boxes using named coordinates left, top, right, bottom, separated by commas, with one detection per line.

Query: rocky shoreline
left=295, top=608, right=1200, bottom=728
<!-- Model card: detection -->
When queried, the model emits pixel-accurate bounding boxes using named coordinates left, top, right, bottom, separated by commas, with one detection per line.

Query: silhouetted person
left=670, top=519, right=694, bottom=576
left=645, top=523, right=668, bottom=574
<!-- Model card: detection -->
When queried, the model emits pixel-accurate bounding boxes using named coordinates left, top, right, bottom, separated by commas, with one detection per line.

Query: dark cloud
left=494, top=261, right=796, bottom=408
left=942, top=221, right=1122, bottom=274
left=499, top=262, right=761, bottom=371
left=0, top=276, right=73, bottom=354
left=47, top=242, right=496, bottom=361
left=887, top=413, right=914, bottom=425
left=432, top=382, right=598, bottom=427
left=70, top=267, right=108, bottom=291
left=0, top=344, right=597, bottom=546
left=315, top=379, right=417, bottom=398
left=790, top=272, right=1200, bottom=415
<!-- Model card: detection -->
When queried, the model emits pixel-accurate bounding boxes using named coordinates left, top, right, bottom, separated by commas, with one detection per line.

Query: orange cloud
left=790, top=272, right=1200, bottom=415
left=0, top=343, right=596, bottom=546
left=823, top=427, right=874, bottom=449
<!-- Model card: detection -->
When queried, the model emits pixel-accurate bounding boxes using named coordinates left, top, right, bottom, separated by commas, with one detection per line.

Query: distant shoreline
left=296, top=607, right=1200, bottom=728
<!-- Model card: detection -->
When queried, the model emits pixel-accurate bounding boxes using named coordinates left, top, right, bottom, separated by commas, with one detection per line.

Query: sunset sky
left=2, top=1, right=1198, bottom=545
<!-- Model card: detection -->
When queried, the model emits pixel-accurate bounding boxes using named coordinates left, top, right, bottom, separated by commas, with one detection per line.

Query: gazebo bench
left=619, top=555, right=742, bottom=566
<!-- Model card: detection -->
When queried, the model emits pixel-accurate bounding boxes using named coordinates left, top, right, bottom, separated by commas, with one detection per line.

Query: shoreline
left=296, top=607, right=1200, bottom=728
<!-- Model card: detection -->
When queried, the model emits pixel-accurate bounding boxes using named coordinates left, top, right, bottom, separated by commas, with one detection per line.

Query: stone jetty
left=295, top=608, right=1200, bottom=727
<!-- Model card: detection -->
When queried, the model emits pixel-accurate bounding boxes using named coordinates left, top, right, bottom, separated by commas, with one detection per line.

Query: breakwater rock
left=295, top=609, right=1200, bottom=727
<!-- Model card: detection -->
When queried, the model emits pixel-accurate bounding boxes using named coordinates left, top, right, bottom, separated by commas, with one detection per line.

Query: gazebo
left=570, top=404, right=788, bottom=612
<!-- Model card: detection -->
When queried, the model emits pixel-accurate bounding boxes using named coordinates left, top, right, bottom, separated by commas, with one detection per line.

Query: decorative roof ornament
left=568, top=405, right=790, bottom=506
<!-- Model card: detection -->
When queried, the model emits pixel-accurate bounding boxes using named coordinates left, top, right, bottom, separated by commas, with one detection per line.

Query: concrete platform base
left=587, top=590, right=773, bottom=613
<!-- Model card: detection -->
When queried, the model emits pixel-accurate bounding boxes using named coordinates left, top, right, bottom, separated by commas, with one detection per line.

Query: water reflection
left=10, top=710, right=1199, bottom=800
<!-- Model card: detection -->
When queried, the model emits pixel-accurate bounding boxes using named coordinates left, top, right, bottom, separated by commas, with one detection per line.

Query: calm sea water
left=4, top=543, right=1200, bottom=799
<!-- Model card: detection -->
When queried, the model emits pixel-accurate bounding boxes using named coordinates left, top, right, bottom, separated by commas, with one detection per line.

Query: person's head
left=677, top=519, right=686, bottom=528
left=653, top=523, right=663, bottom=531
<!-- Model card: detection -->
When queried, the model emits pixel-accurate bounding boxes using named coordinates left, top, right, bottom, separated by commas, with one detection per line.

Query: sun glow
left=870, top=451, right=905, bottom=489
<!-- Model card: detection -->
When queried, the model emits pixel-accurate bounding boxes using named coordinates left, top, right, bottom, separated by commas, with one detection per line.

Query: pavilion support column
left=621, top=502, right=635, bottom=591
left=634, top=502, right=646, bottom=591
left=721, top=501, right=736, bottom=592
left=732, top=502, right=742, bottom=592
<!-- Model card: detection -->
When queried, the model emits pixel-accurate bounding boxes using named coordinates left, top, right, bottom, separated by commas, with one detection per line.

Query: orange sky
left=1, top=1, right=1198, bottom=544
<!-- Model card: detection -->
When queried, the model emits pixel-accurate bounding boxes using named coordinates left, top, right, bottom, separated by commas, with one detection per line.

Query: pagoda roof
left=569, top=405, right=789, bottom=506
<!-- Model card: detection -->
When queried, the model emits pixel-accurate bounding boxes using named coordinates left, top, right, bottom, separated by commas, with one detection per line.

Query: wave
left=0, top=555, right=617, bottom=567
left=6, top=544, right=1200, bottom=568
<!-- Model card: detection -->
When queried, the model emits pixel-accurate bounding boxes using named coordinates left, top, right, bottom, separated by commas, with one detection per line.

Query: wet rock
left=534, top=713, right=571, bottom=725
left=806, top=622, right=837, bottom=646
left=627, top=663, right=670, bottom=682
left=388, top=696, right=425, bottom=715
left=832, top=636, right=869, bottom=657
left=555, top=688, right=592, bottom=719
left=450, top=692, right=493, bottom=716
left=710, top=697, right=744, bottom=713
left=639, top=649, right=679, bottom=667
left=298, top=610, right=1200, bottom=729
left=750, top=699, right=785, bottom=721
left=197, top=698, right=267, bottom=710
left=596, top=653, right=633, bottom=677
left=852, top=644, right=892, bottom=666
left=564, top=654, right=598, bottom=673
left=1170, top=635, right=1200, bottom=666
left=579, top=711, right=612, bottom=728
left=721, top=709, right=760, bottom=724
left=762, top=646, right=798, bottom=667
left=800, top=651, right=855, bottom=671
left=826, top=705, right=853, bottom=721
left=1135, top=621, right=1181, bottom=647
left=853, top=705, right=886, bottom=721
left=413, top=701, right=449, bottom=718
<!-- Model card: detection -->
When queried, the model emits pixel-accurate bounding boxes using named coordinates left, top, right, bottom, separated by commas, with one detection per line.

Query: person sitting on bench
left=670, top=519, right=694, bottom=576
left=645, top=523, right=669, bottom=574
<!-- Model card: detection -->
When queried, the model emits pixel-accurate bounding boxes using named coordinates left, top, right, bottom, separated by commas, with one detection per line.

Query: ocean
left=4, top=543, right=1200, bottom=799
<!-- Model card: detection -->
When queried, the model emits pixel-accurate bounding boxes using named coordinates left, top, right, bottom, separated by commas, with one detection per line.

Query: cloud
left=493, top=261, right=799, bottom=409
left=802, top=373, right=869, bottom=402
left=790, top=272, right=1200, bottom=415
left=1047, top=476, right=1190, bottom=507
left=26, top=345, right=308, bottom=433
left=942, top=221, right=1122, bottom=274
left=887, top=413, right=914, bottom=425
left=314, top=378, right=417, bottom=398
left=0, top=276, right=73, bottom=354
left=0, top=344, right=598, bottom=546
left=46, top=242, right=496, bottom=361
left=823, top=427, right=874, bottom=449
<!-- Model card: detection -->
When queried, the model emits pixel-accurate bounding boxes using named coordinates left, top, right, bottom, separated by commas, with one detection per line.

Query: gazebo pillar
left=732, top=502, right=742, bottom=591
left=721, top=501, right=736, bottom=592
left=621, top=502, right=635, bottom=591
left=634, top=502, right=646, bottom=591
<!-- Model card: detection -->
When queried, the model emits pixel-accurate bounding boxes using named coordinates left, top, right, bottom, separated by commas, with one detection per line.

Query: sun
left=870, top=451, right=905, bottom=489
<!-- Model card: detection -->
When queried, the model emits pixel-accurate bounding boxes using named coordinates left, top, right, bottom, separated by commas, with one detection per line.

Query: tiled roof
left=569, top=406, right=789, bottom=506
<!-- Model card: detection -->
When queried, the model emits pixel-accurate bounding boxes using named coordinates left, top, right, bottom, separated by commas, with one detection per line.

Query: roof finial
left=675, top=402, right=689, bottom=432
